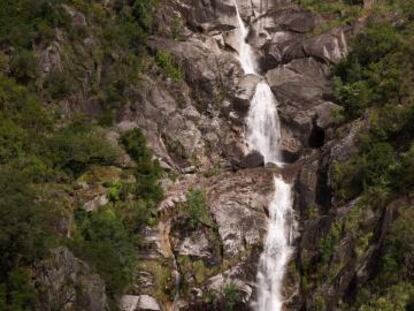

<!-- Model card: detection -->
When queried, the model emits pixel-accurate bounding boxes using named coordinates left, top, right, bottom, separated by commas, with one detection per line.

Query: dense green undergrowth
left=298, top=0, right=363, bottom=32
left=317, top=1, right=414, bottom=309
left=0, top=0, right=161, bottom=310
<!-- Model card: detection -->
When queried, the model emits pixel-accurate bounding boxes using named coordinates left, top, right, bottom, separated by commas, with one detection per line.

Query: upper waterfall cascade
left=232, top=1, right=295, bottom=311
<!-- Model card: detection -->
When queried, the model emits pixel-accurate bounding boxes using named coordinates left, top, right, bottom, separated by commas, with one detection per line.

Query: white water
left=246, top=81, right=282, bottom=165
left=233, top=1, right=256, bottom=74
left=255, top=178, right=294, bottom=311
left=232, top=1, right=295, bottom=310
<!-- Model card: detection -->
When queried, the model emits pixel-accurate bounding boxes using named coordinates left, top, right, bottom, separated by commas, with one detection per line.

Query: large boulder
left=302, top=26, right=350, bottom=64
left=238, top=150, right=265, bottom=168
left=266, top=58, right=332, bottom=154
left=180, top=0, right=238, bottom=32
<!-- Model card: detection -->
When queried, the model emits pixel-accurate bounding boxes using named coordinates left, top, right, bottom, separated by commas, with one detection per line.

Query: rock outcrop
left=39, top=0, right=381, bottom=310
left=35, top=247, right=108, bottom=311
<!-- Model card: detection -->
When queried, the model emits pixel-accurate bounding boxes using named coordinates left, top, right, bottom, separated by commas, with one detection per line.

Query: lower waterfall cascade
left=232, top=1, right=296, bottom=310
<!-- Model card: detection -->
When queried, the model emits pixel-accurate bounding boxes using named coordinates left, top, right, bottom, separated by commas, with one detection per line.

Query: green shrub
left=72, top=207, right=135, bottom=298
left=333, top=142, right=398, bottom=201
left=223, top=284, right=243, bottom=311
left=0, top=167, right=57, bottom=310
left=117, top=200, right=153, bottom=238
left=121, top=129, right=163, bottom=203
left=44, top=70, right=74, bottom=100
left=155, top=50, right=184, bottom=81
left=334, top=23, right=406, bottom=119
left=0, top=116, right=27, bottom=164
left=184, top=189, right=213, bottom=228
left=0, top=0, right=68, bottom=48
left=48, top=123, right=117, bottom=176
left=9, top=50, right=39, bottom=85
left=396, top=143, right=414, bottom=192
left=171, top=15, right=184, bottom=40
left=132, top=0, right=158, bottom=31
left=319, top=222, right=342, bottom=264
left=0, top=268, right=37, bottom=311
left=0, top=168, right=52, bottom=275
left=382, top=206, right=414, bottom=280
left=358, top=282, right=414, bottom=311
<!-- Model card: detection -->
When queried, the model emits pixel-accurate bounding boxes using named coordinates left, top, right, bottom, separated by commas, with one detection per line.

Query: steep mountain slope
left=1, top=0, right=414, bottom=311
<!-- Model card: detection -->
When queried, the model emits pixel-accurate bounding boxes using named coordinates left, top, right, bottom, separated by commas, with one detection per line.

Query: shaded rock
left=300, top=215, right=331, bottom=251
left=238, top=150, right=265, bottom=168
left=182, top=166, right=197, bottom=174
left=295, top=158, right=320, bottom=214
left=266, top=58, right=331, bottom=104
left=137, top=295, right=161, bottom=311
left=35, top=247, right=108, bottom=311
left=250, top=6, right=318, bottom=69
left=264, top=6, right=317, bottom=33
left=175, top=230, right=213, bottom=258
left=266, top=58, right=331, bottom=155
left=181, top=0, right=238, bottom=31
left=280, top=126, right=303, bottom=161
left=314, top=101, right=342, bottom=129
left=139, top=226, right=164, bottom=260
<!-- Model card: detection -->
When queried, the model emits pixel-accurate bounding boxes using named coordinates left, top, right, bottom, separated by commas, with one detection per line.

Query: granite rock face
left=42, top=0, right=382, bottom=310
left=118, top=0, right=361, bottom=309
left=35, top=247, right=108, bottom=311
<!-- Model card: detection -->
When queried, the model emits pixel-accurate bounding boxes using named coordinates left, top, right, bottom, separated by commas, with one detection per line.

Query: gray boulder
left=238, top=150, right=265, bottom=168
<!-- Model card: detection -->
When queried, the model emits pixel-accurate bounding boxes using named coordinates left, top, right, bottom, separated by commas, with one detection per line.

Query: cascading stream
left=232, top=1, right=295, bottom=311
left=246, top=81, right=282, bottom=165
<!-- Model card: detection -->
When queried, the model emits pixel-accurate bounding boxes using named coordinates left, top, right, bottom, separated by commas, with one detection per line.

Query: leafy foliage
left=0, top=0, right=159, bottom=307
left=72, top=207, right=135, bottom=298
left=48, top=123, right=117, bottom=176
left=328, top=2, right=414, bottom=309
left=155, top=50, right=184, bottom=81
left=184, top=189, right=214, bottom=229
left=121, top=128, right=163, bottom=203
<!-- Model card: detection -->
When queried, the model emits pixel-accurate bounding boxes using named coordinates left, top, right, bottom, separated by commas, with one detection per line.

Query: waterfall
left=255, top=178, right=294, bottom=311
left=232, top=1, right=295, bottom=310
left=246, top=81, right=282, bottom=165
left=233, top=2, right=256, bottom=74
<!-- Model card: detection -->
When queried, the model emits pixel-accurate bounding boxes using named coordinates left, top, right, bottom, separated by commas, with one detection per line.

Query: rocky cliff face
left=22, top=0, right=391, bottom=310
left=108, top=0, right=373, bottom=310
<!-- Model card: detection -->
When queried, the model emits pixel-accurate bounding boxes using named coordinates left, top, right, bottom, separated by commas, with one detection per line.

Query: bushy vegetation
left=121, top=128, right=163, bottom=203
left=200, top=283, right=245, bottom=311
left=69, top=129, right=163, bottom=305
left=184, top=189, right=214, bottom=229
left=326, top=1, right=414, bottom=309
left=351, top=206, right=414, bottom=310
left=155, top=50, right=184, bottom=81
left=0, top=0, right=160, bottom=309
left=298, top=0, right=362, bottom=32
